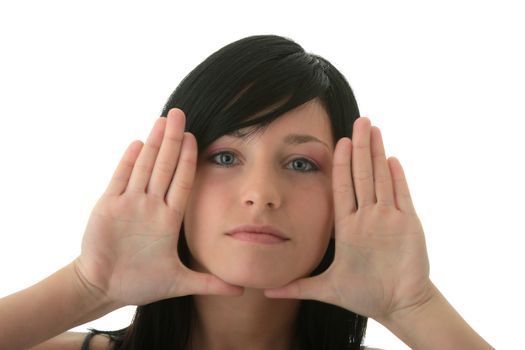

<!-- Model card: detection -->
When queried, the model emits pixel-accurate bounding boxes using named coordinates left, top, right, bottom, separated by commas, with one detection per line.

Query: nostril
left=244, top=200, right=277, bottom=208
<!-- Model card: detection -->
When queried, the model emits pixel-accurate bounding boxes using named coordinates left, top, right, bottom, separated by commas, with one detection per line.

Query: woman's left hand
left=265, top=117, right=434, bottom=320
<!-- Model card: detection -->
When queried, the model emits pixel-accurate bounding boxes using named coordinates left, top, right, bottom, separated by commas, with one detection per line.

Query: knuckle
left=374, top=173, right=391, bottom=184
left=120, top=159, right=135, bottom=170
left=111, top=174, right=128, bottom=184
left=393, top=175, right=407, bottom=183
left=134, top=162, right=154, bottom=174
left=353, top=143, right=370, bottom=150
left=144, top=141, right=160, bottom=153
left=147, top=190, right=166, bottom=201
left=178, top=155, right=197, bottom=169
left=354, top=169, right=373, bottom=181
left=164, top=132, right=184, bottom=144
left=154, top=159, right=175, bottom=175
left=333, top=182, right=353, bottom=194
left=333, top=160, right=350, bottom=168
left=358, top=199, right=375, bottom=208
left=372, top=151, right=386, bottom=159
left=126, top=187, right=146, bottom=195
left=173, top=178, right=193, bottom=192
left=377, top=198, right=394, bottom=207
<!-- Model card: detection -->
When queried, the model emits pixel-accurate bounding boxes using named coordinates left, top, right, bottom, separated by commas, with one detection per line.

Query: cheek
left=184, top=179, right=222, bottom=246
left=290, top=176, right=333, bottom=227
left=185, top=170, right=232, bottom=220
left=287, top=179, right=334, bottom=268
left=183, top=175, right=232, bottom=262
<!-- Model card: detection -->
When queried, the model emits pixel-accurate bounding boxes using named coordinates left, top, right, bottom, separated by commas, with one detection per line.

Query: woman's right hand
left=74, top=108, right=243, bottom=307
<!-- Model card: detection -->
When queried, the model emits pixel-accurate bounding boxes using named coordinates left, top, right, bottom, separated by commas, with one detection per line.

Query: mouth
left=227, top=225, right=290, bottom=244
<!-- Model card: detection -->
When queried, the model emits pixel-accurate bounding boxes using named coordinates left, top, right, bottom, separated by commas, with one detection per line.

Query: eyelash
left=208, top=151, right=319, bottom=172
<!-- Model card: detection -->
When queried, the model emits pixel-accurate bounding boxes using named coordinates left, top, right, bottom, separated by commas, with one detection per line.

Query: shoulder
left=29, top=332, right=111, bottom=350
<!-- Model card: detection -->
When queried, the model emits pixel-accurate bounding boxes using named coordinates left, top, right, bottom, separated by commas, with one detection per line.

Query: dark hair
left=87, top=34, right=367, bottom=350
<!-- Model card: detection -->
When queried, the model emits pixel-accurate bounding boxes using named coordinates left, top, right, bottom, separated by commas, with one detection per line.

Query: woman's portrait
left=0, top=1, right=522, bottom=349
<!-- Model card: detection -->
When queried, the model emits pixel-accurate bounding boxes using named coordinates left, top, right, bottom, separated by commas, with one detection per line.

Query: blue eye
left=287, top=158, right=318, bottom=172
left=209, top=152, right=318, bottom=172
left=210, top=151, right=238, bottom=167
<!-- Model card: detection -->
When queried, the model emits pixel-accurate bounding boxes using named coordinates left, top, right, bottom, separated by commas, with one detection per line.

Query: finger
left=103, top=140, right=144, bottom=196
left=388, top=157, right=417, bottom=214
left=370, top=126, right=395, bottom=206
left=352, top=117, right=375, bottom=208
left=264, top=274, right=331, bottom=302
left=333, top=137, right=357, bottom=221
left=147, top=108, right=186, bottom=199
left=126, top=117, right=167, bottom=193
left=174, top=269, right=244, bottom=297
left=165, top=132, right=197, bottom=213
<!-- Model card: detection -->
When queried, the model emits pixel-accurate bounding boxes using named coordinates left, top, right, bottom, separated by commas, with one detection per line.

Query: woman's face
left=184, top=98, right=335, bottom=288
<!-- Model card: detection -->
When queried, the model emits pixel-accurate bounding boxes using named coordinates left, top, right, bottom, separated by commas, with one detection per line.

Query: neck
left=190, top=288, right=300, bottom=350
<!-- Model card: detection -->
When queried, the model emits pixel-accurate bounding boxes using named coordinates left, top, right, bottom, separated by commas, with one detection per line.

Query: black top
left=81, top=330, right=96, bottom=350
left=81, top=329, right=118, bottom=350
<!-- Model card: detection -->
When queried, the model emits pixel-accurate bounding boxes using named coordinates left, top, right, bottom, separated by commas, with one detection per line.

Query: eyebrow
left=283, top=134, right=329, bottom=149
left=228, top=130, right=329, bottom=149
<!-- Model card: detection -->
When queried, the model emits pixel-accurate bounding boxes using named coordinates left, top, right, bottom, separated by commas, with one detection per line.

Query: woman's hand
left=74, top=108, right=243, bottom=307
left=265, top=117, right=433, bottom=320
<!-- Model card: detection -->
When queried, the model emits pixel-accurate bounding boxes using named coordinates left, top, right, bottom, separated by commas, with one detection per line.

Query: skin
left=184, top=99, right=335, bottom=288
left=0, top=99, right=494, bottom=350
left=185, top=99, right=335, bottom=349
left=264, top=104, right=432, bottom=320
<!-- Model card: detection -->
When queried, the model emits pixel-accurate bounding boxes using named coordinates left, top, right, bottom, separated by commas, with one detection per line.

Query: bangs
left=216, top=54, right=331, bottom=143
left=161, top=36, right=335, bottom=152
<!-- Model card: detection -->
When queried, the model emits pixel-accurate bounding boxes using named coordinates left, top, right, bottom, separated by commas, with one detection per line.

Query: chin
left=188, top=248, right=326, bottom=290
left=224, top=274, right=294, bottom=289
left=214, top=265, right=303, bottom=290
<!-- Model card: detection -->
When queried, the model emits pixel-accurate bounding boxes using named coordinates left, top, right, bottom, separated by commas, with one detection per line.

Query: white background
left=0, top=1, right=523, bottom=349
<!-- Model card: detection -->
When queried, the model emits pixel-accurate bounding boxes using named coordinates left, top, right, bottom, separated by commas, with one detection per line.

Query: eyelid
left=285, top=156, right=320, bottom=172
left=207, top=150, right=321, bottom=172
left=208, top=150, right=242, bottom=167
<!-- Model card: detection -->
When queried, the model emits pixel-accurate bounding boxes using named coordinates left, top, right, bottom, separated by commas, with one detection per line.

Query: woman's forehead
left=262, top=99, right=333, bottom=141
left=219, top=100, right=333, bottom=148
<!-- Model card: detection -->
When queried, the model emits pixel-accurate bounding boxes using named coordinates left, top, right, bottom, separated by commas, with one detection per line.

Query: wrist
left=70, top=258, right=123, bottom=321
left=375, top=281, right=494, bottom=350
left=376, top=280, right=439, bottom=328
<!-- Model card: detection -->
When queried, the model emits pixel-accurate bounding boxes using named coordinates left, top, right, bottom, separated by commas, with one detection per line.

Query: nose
left=240, top=165, right=282, bottom=210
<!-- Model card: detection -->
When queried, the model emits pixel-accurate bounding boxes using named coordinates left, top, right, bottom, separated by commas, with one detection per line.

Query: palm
left=265, top=117, right=432, bottom=320
left=74, top=109, right=242, bottom=307
left=329, top=206, right=428, bottom=318
left=80, top=194, right=184, bottom=305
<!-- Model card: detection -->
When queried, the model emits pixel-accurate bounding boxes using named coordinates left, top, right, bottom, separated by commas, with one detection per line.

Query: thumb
left=264, top=274, right=330, bottom=302
left=174, top=268, right=244, bottom=297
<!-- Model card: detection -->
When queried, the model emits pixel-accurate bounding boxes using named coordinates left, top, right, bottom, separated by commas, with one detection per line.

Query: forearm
left=0, top=260, right=120, bottom=350
left=376, top=282, right=494, bottom=350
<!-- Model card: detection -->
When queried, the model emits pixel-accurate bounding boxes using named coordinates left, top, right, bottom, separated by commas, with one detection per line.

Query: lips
left=227, top=225, right=289, bottom=244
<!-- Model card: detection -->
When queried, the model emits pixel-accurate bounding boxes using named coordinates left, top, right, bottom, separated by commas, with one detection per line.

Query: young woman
left=0, top=35, right=494, bottom=350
